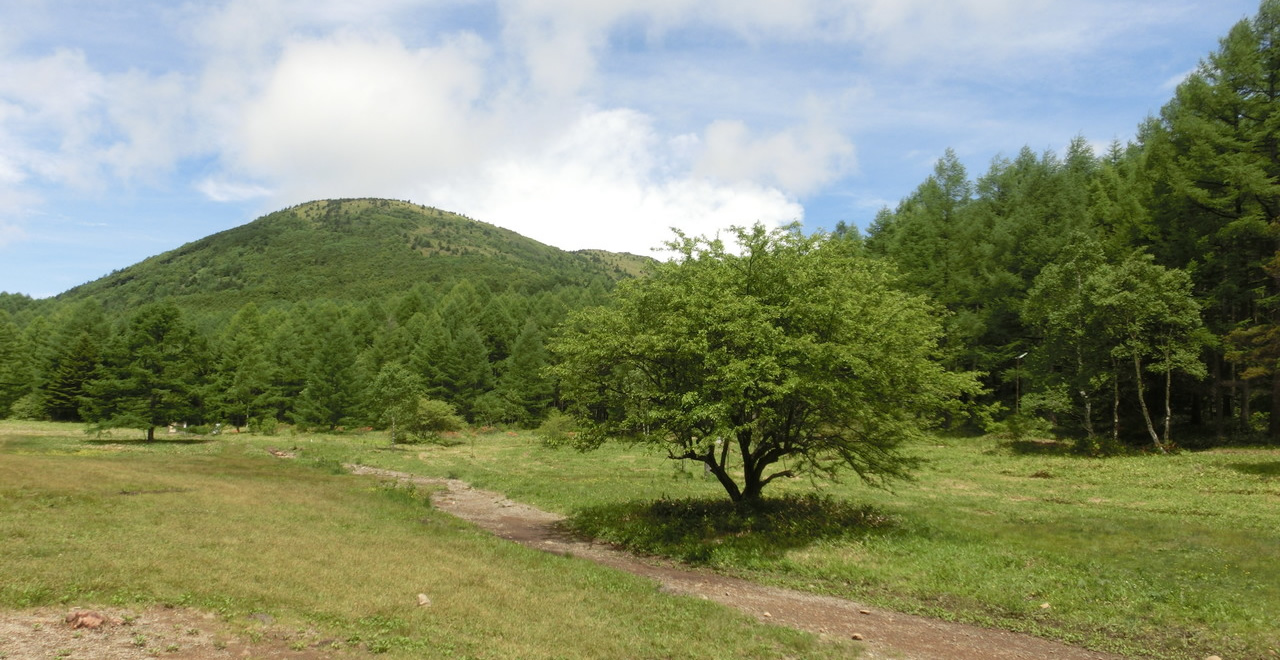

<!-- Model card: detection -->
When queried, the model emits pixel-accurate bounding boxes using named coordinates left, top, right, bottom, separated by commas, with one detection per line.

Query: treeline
left=0, top=280, right=607, bottom=436
left=864, top=1, right=1280, bottom=447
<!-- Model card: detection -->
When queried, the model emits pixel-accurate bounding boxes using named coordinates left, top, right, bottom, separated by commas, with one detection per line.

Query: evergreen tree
left=496, top=319, right=553, bottom=425
left=291, top=314, right=362, bottom=430
left=0, top=311, right=30, bottom=417
left=82, top=302, right=205, bottom=441
left=1145, top=0, right=1280, bottom=439
left=43, top=332, right=101, bottom=422
left=264, top=307, right=309, bottom=422
left=443, top=325, right=495, bottom=420
left=210, top=303, right=277, bottom=430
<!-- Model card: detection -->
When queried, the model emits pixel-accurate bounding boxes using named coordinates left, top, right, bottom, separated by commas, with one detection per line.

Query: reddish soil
left=348, top=465, right=1127, bottom=660
left=0, top=606, right=348, bottom=659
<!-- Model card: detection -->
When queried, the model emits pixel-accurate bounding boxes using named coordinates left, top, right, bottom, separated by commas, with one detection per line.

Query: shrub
left=535, top=410, right=575, bottom=447
left=405, top=398, right=465, bottom=444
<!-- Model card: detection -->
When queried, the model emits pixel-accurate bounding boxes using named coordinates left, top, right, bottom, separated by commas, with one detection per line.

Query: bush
left=8, top=393, right=47, bottom=421
left=535, top=410, right=575, bottom=447
left=405, top=398, right=465, bottom=444
left=985, top=413, right=1055, bottom=440
left=471, top=391, right=523, bottom=427
left=250, top=416, right=279, bottom=436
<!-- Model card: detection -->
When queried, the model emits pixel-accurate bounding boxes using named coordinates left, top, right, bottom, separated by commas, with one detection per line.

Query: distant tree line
left=0, top=280, right=607, bottom=437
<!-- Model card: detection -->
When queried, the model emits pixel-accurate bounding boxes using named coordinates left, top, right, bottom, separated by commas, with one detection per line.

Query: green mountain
left=58, top=198, right=652, bottom=311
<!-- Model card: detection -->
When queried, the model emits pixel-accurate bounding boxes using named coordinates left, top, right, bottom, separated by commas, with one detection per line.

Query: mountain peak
left=57, top=198, right=650, bottom=310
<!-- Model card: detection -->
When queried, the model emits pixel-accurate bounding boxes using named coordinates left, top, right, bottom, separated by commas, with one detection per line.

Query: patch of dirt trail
left=0, top=606, right=347, bottom=659
left=347, top=465, right=1126, bottom=660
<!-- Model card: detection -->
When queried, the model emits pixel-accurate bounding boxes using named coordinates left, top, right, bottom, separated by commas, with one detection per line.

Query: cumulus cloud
left=695, top=117, right=854, bottom=195
left=209, top=21, right=824, bottom=252
left=234, top=31, right=496, bottom=199
left=0, top=0, right=1219, bottom=263
left=420, top=108, right=803, bottom=255
left=0, top=46, right=203, bottom=190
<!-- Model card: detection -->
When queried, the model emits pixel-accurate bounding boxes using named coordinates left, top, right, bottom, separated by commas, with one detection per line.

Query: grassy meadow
left=262, top=426, right=1280, bottom=660
left=3, top=421, right=1278, bottom=659
left=0, top=421, right=849, bottom=659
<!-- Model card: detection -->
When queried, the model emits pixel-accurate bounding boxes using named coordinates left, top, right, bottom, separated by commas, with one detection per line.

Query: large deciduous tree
left=550, top=224, right=981, bottom=503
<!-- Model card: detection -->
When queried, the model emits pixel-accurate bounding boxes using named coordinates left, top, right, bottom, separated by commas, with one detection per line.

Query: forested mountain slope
left=57, top=198, right=650, bottom=311
left=0, top=198, right=653, bottom=430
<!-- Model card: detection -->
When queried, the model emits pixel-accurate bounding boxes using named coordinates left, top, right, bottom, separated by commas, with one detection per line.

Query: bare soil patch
left=0, top=606, right=350, bottom=659
left=347, top=465, right=1126, bottom=660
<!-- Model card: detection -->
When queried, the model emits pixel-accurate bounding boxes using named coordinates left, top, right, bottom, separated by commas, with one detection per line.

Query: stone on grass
left=65, top=611, right=113, bottom=629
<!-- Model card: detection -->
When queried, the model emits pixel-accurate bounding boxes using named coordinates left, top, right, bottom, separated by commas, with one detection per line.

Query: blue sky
left=0, top=0, right=1261, bottom=298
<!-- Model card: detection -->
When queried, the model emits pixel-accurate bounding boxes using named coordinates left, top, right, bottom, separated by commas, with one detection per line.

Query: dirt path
left=347, top=465, right=1127, bottom=660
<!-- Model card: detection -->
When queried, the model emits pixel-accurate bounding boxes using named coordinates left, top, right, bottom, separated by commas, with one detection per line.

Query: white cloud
left=213, top=25, right=820, bottom=254
left=197, top=178, right=273, bottom=203
left=0, top=0, right=1238, bottom=264
left=695, top=116, right=854, bottom=195
left=0, top=216, right=25, bottom=249
left=420, top=108, right=802, bottom=255
left=1161, top=67, right=1196, bottom=91
left=0, top=46, right=203, bottom=189
left=234, top=32, right=496, bottom=200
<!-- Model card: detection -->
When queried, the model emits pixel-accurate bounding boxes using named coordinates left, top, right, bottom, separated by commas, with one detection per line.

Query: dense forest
left=862, top=1, right=1280, bottom=448
left=2, top=3, right=1280, bottom=449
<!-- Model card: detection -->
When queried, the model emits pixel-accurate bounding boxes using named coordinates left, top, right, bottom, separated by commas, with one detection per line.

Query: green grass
left=0, top=421, right=852, bottom=659
left=283, top=426, right=1280, bottom=660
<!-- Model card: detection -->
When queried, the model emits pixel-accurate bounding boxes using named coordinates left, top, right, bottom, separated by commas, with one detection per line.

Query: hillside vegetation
left=57, top=198, right=648, bottom=312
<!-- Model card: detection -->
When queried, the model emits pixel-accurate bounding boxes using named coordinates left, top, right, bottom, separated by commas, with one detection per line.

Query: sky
left=0, top=0, right=1262, bottom=298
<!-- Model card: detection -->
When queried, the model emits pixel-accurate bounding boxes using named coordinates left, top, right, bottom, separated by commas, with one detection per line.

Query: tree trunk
left=737, top=431, right=764, bottom=503
left=1163, top=357, right=1173, bottom=447
left=704, top=439, right=743, bottom=502
left=1081, top=392, right=1094, bottom=438
left=146, top=426, right=155, bottom=442
left=1271, top=365, right=1280, bottom=443
left=705, top=460, right=743, bottom=501
left=1133, top=354, right=1164, bottom=453
left=1112, top=362, right=1121, bottom=443
left=1212, top=353, right=1225, bottom=441
left=1241, top=379, right=1252, bottom=433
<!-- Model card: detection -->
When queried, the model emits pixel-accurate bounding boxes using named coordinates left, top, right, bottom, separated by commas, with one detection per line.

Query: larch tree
left=1145, top=0, right=1280, bottom=439
left=82, top=302, right=205, bottom=441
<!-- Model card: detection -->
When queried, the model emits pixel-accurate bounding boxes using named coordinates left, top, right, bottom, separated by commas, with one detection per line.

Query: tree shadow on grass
left=566, top=494, right=904, bottom=565
left=82, top=436, right=215, bottom=446
left=999, top=439, right=1077, bottom=456
left=1227, top=461, right=1280, bottom=478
